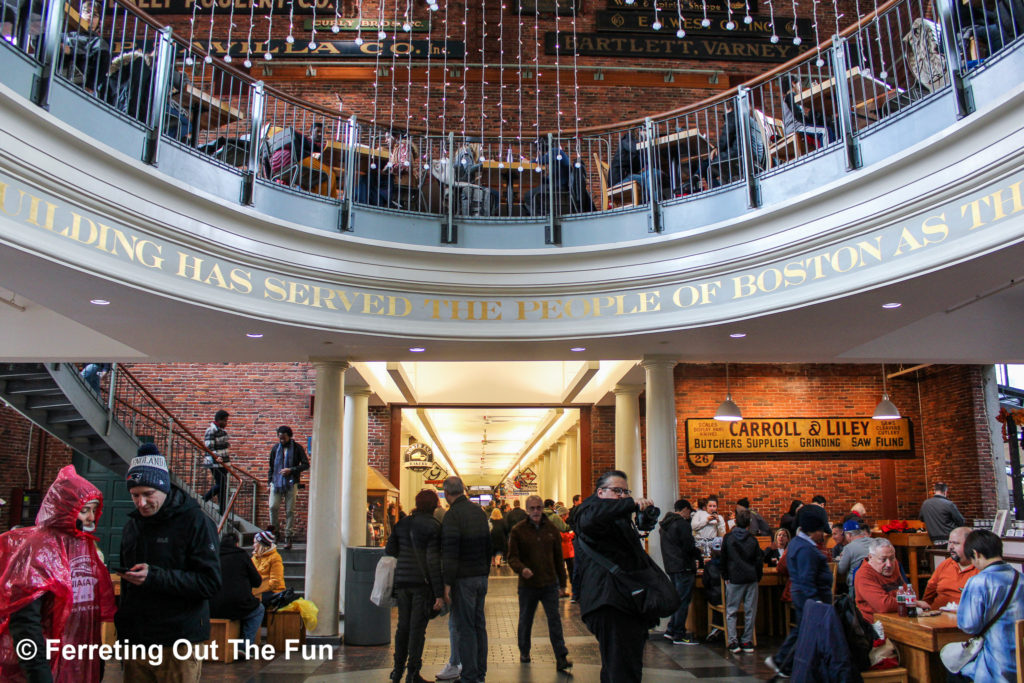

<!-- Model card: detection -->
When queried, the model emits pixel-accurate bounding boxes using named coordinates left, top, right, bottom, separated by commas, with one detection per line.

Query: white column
left=540, top=450, right=550, bottom=500
left=341, top=386, right=370, bottom=553
left=614, top=384, right=644, bottom=499
left=306, top=360, right=347, bottom=638
left=564, top=426, right=580, bottom=501
left=642, top=356, right=679, bottom=572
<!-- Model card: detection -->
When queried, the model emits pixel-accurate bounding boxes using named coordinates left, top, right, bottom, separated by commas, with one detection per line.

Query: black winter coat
left=658, top=512, right=700, bottom=574
left=575, top=494, right=647, bottom=623
left=505, top=507, right=528, bottom=530
left=209, top=539, right=261, bottom=620
left=722, top=527, right=764, bottom=585
left=704, top=557, right=724, bottom=606
left=116, top=487, right=222, bottom=645
left=386, top=510, right=444, bottom=598
left=441, top=495, right=492, bottom=585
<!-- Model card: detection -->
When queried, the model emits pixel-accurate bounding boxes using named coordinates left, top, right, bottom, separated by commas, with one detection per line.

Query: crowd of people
left=2, top=448, right=1023, bottom=683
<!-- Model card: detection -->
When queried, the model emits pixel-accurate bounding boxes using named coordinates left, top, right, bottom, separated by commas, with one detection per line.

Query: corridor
left=102, top=568, right=776, bottom=682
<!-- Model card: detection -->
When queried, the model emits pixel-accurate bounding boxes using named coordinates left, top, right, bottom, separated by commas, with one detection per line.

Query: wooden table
left=689, top=567, right=785, bottom=637
left=875, top=611, right=965, bottom=683
left=795, top=66, right=905, bottom=123
left=873, top=531, right=933, bottom=591
left=182, top=83, right=245, bottom=147
left=637, top=128, right=714, bottom=195
left=478, top=159, right=544, bottom=212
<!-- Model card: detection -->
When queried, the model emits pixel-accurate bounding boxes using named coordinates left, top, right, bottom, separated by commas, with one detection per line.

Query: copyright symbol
left=15, top=639, right=38, bottom=660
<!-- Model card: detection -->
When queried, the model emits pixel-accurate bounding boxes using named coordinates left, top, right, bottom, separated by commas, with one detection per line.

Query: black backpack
left=833, top=593, right=874, bottom=671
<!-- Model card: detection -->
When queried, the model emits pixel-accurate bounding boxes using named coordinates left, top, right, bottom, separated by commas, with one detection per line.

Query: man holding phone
left=116, top=444, right=221, bottom=681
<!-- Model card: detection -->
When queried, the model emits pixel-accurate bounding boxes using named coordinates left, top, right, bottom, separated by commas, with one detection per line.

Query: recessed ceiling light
left=730, top=332, right=747, bottom=338
left=409, top=347, right=426, bottom=353
left=246, top=333, right=264, bottom=339
left=90, top=298, right=110, bottom=306
left=882, top=302, right=902, bottom=309
left=570, top=346, right=586, bottom=352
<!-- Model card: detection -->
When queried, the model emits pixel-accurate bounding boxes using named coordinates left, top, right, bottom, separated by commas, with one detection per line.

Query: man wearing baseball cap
left=116, top=443, right=221, bottom=682
left=766, top=503, right=832, bottom=678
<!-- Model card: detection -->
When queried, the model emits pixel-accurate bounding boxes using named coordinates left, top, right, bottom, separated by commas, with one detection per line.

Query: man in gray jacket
left=837, top=518, right=873, bottom=594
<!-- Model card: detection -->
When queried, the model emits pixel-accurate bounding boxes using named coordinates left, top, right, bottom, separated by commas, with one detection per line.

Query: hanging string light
left=184, top=0, right=200, bottom=65
left=811, top=0, right=823, bottom=65
left=204, top=0, right=218, bottom=63
left=390, top=0, right=401, bottom=135
left=332, top=0, right=341, bottom=34
left=497, top=0, right=506, bottom=165
left=744, top=0, right=753, bottom=24
left=725, top=0, right=735, bottom=31
left=440, top=0, right=451, bottom=140
left=571, top=1, right=581, bottom=165
left=263, top=4, right=275, bottom=61
left=533, top=0, right=541, bottom=137
left=286, top=0, right=296, bottom=45
left=243, top=0, right=256, bottom=67
left=461, top=0, right=470, bottom=136
left=308, top=0, right=317, bottom=50
left=766, top=0, right=780, bottom=42
left=354, top=0, right=365, bottom=46
left=675, top=0, right=687, bottom=38
left=653, top=2, right=663, bottom=30
left=701, top=0, right=712, bottom=28
left=480, top=0, right=488, bottom=142
left=223, top=0, right=237, bottom=62
left=872, top=0, right=889, bottom=79
left=515, top=1, right=524, bottom=168
left=553, top=0, right=563, bottom=142
left=790, top=0, right=802, bottom=45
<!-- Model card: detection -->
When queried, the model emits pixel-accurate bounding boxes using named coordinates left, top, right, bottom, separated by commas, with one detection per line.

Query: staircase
left=0, top=362, right=262, bottom=536
left=281, top=543, right=307, bottom=595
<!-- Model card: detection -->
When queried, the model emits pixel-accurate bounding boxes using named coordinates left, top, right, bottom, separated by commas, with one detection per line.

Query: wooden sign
left=596, top=11, right=814, bottom=39
left=547, top=31, right=803, bottom=62
left=686, top=417, right=914, bottom=455
left=201, top=39, right=464, bottom=59
left=688, top=452, right=715, bottom=468
left=517, top=0, right=580, bottom=15
left=606, top=0, right=758, bottom=12
left=303, top=17, right=430, bottom=32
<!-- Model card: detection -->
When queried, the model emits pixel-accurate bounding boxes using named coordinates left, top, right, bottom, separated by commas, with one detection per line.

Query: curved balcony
left=1, top=0, right=1023, bottom=353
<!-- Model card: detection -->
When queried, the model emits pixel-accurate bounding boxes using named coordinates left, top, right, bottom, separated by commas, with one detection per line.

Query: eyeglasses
left=599, top=486, right=631, bottom=496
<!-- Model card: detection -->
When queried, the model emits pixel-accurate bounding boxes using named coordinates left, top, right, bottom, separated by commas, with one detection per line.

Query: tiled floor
left=102, top=567, right=782, bottom=681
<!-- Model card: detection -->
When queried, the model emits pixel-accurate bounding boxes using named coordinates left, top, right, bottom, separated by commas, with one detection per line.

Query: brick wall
left=0, top=405, right=75, bottom=534
left=584, top=363, right=992, bottom=525
left=122, top=363, right=391, bottom=537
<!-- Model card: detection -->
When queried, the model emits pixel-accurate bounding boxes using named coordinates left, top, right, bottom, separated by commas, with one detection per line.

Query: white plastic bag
left=370, top=555, right=397, bottom=606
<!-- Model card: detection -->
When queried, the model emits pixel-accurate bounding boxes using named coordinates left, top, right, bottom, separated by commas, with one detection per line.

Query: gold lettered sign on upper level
left=686, top=417, right=913, bottom=455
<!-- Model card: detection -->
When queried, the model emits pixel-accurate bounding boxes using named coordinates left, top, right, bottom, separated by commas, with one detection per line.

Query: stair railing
left=88, top=363, right=263, bottom=534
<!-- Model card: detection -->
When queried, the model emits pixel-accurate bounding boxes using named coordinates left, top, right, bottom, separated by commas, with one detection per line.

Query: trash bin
left=344, top=546, right=391, bottom=645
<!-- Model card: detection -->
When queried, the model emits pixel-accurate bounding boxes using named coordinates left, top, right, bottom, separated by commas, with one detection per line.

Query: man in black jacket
left=117, top=444, right=221, bottom=682
left=505, top=498, right=528, bottom=530
left=575, top=469, right=656, bottom=683
left=210, top=532, right=263, bottom=651
left=441, top=476, right=491, bottom=683
left=659, top=498, right=700, bottom=645
left=722, top=509, right=764, bottom=653
left=267, top=425, right=310, bottom=549
left=386, top=490, right=445, bottom=683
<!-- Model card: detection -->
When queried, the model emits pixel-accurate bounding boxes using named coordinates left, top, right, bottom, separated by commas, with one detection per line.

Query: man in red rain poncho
left=0, top=465, right=116, bottom=682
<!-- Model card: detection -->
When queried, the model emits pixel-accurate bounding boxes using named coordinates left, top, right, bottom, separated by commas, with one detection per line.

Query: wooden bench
left=205, top=618, right=241, bottom=663
left=266, top=610, right=305, bottom=653
left=862, top=667, right=909, bottom=682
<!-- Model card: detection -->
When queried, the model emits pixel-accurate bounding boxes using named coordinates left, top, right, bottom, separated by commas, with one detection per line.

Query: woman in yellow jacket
left=252, top=529, right=286, bottom=602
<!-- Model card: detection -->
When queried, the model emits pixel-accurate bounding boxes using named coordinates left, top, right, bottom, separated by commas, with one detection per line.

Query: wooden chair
left=205, top=618, right=241, bottom=662
left=266, top=610, right=305, bottom=653
left=707, top=577, right=757, bottom=648
left=592, top=153, right=640, bottom=211
left=752, top=109, right=805, bottom=168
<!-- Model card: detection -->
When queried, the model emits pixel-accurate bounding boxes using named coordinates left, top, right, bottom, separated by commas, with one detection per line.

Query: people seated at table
left=764, top=528, right=790, bottom=567
left=608, top=129, right=663, bottom=203
left=727, top=497, right=771, bottom=536
left=921, top=526, right=977, bottom=608
left=525, top=137, right=571, bottom=215
left=780, top=74, right=837, bottom=149
left=854, top=538, right=927, bottom=622
left=955, top=0, right=1024, bottom=59
left=951, top=529, right=1024, bottom=683
left=106, top=49, right=190, bottom=141
left=261, top=125, right=319, bottom=187
left=779, top=499, right=802, bottom=538
left=702, top=100, right=766, bottom=189
left=837, top=518, right=872, bottom=595
left=60, top=1, right=110, bottom=98
left=830, top=523, right=848, bottom=560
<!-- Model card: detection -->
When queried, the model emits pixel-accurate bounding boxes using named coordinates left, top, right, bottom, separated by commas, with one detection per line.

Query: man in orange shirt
left=921, top=526, right=977, bottom=608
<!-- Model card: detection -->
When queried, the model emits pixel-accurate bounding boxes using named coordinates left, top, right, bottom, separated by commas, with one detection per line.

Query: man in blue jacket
left=766, top=503, right=832, bottom=678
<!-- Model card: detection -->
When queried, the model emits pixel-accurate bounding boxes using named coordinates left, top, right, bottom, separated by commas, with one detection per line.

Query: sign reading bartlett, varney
left=686, top=417, right=913, bottom=455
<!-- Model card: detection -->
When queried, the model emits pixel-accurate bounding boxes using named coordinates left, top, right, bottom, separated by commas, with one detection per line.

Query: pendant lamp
left=714, top=363, right=743, bottom=421
left=872, top=363, right=901, bottom=420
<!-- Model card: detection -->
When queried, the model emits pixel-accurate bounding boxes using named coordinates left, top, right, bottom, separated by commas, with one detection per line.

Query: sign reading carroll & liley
left=686, top=418, right=913, bottom=455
